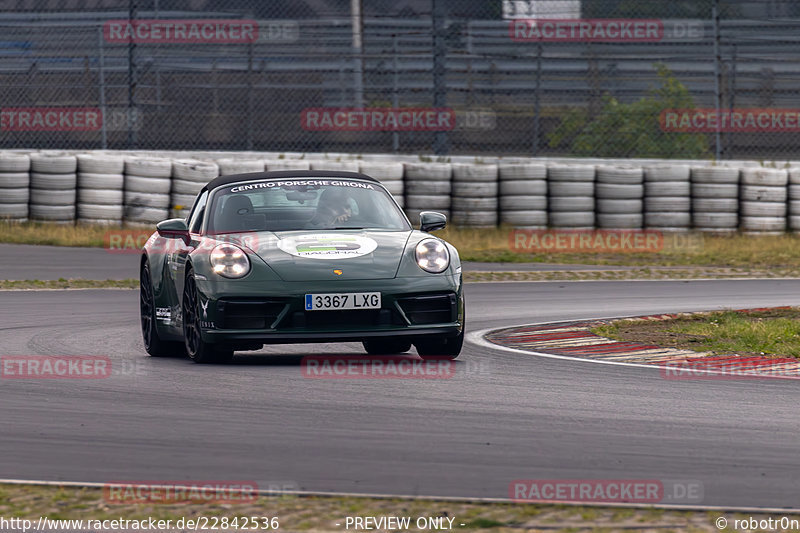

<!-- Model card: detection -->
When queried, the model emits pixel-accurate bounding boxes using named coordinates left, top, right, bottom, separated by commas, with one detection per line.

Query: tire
left=788, top=201, right=800, bottom=215
left=500, top=180, right=546, bottom=196
left=740, top=185, right=787, bottom=202
left=549, top=211, right=595, bottom=228
left=140, top=261, right=184, bottom=357
left=217, top=159, right=264, bottom=176
left=548, top=181, right=594, bottom=197
left=789, top=215, right=800, bottom=230
left=691, top=167, right=740, bottom=184
left=451, top=210, right=497, bottom=227
left=549, top=196, right=594, bottom=212
left=645, top=181, right=691, bottom=197
left=596, top=214, right=643, bottom=229
left=77, top=188, right=123, bottom=205
left=124, top=206, right=169, bottom=223
left=30, top=188, right=76, bottom=206
left=403, top=162, right=452, bottom=181
left=596, top=199, right=643, bottom=214
left=379, top=180, right=404, bottom=196
left=358, top=162, right=404, bottom=181
left=451, top=197, right=497, bottom=210
left=405, top=195, right=451, bottom=209
left=171, top=193, right=198, bottom=210
left=30, top=153, right=77, bottom=173
left=77, top=154, right=124, bottom=174
left=0, top=203, right=28, bottom=218
left=789, top=185, right=800, bottom=200
left=171, top=179, right=204, bottom=195
left=644, top=197, right=691, bottom=212
left=172, top=159, right=219, bottom=182
left=692, top=183, right=738, bottom=198
left=644, top=165, right=690, bottom=182
left=501, top=210, right=547, bottom=226
left=309, top=160, right=360, bottom=172
left=182, top=269, right=233, bottom=364
left=596, top=183, right=643, bottom=199
left=78, top=203, right=123, bottom=220
left=415, top=332, right=464, bottom=360
left=125, top=157, right=172, bottom=178
left=452, top=163, right=498, bottom=182
left=264, top=159, right=310, bottom=171
left=0, top=153, right=30, bottom=172
left=30, top=172, right=77, bottom=190
left=790, top=168, right=800, bottom=185
left=362, top=338, right=412, bottom=355
left=124, top=191, right=170, bottom=209
left=740, top=201, right=787, bottom=217
left=499, top=163, right=546, bottom=181
left=596, top=165, right=644, bottom=185
left=125, top=175, right=172, bottom=194
left=452, top=181, right=498, bottom=197
left=29, top=204, right=75, bottom=221
left=0, top=188, right=29, bottom=204
left=740, top=216, right=786, bottom=232
left=500, top=195, right=547, bottom=211
left=645, top=212, right=691, bottom=228
left=692, top=212, right=738, bottom=228
left=405, top=181, right=451, bottom=195
left=692, top=198, right=739, bottom=213
left=78, top=172, right=124, bottom=190
left=740, top=168, right=788, bottom=186
left=547, top=164, right=595, bottom=182
left=0, top=172, right=30, bottom=188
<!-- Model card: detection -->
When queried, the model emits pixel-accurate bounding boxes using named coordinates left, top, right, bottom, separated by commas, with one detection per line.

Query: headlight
left=415, top=239, right=450, bottom=273
left=210, top=244, right=251, bottom=278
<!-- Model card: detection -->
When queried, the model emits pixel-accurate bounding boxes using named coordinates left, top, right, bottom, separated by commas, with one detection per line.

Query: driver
left=310, top=188, right=354, bottom=227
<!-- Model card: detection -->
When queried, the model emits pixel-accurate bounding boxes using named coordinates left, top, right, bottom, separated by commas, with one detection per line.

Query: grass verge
left=0, top=279, right=138, bottom=290
left=593, top=308, right=800, bottom=359
left=4, top=221, right=800, bottom=270
left=0, top=483, right=774, bottom=532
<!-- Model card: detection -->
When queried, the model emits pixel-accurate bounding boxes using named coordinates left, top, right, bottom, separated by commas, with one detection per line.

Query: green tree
left=547, top=65, right=710, bottom=159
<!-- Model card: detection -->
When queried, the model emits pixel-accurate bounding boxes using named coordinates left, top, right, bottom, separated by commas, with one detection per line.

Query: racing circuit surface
left=2, top=271, right=800, bottom=509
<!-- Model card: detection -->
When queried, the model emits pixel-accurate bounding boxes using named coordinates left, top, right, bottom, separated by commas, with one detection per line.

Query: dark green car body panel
left=141, top=171, right=464, bottom=348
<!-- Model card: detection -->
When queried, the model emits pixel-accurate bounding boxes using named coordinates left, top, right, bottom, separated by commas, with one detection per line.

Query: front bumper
left=194, top=275, right=464, bottom=345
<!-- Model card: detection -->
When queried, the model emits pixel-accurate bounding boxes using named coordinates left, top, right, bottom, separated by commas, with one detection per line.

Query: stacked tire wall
left=3, top=150, right=800, bottom=235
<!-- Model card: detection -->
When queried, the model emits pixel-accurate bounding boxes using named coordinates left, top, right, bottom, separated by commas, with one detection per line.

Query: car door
left=171, top=190, right=208, bottom=312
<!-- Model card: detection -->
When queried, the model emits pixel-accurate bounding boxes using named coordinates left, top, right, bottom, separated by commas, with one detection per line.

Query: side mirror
left=419, top=211, right=447, bottom=233
left=156, top=218, right=191, bottom=244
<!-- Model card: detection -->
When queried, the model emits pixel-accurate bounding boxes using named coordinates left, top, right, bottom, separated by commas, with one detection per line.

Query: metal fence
left=2, top=0, right=800, bottom=159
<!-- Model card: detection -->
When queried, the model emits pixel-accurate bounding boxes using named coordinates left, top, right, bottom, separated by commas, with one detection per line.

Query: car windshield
left=206, top=178, right=410, bottom=234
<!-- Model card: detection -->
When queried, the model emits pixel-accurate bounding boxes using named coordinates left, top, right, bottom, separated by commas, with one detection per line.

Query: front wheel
left=140, top=261, right=183, bottom=357
left=182, top=269, right=233, bottom=364
left=415, top=329, right=463, bottom=360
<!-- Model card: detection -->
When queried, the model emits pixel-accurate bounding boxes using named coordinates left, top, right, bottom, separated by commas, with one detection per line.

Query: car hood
left=224, top=230, right=413, bottom=281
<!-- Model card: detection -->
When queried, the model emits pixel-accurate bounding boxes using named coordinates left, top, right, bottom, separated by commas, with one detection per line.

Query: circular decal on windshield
left=278, top=234, right=378, bottom=260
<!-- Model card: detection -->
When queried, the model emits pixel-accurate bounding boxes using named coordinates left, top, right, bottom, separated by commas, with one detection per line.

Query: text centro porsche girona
left=139, top=170, right=465, bottom=364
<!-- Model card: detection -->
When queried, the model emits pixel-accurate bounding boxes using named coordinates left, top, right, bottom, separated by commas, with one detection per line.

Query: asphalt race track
left=2, top=279, right=800, bottom=509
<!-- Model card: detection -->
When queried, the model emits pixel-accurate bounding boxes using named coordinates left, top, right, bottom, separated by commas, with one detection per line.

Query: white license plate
left=305, top=292, right=381, bottom=311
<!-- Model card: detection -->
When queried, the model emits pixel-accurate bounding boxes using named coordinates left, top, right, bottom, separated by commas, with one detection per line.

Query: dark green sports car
left=139, top=170, right=465, bottom=363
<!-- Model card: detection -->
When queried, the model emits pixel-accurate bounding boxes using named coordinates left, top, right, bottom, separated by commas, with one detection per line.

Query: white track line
left=0, top=478, right=798, bottom=513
